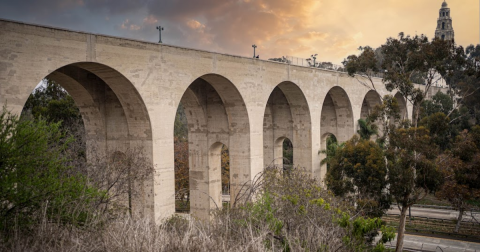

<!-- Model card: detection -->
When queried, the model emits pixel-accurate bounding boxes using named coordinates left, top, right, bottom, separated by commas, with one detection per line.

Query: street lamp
left=252, top=44, right=257, bottom=58
left=156, top=26, right=164, bottom=43
left=311, top=54, right=318, bottom=67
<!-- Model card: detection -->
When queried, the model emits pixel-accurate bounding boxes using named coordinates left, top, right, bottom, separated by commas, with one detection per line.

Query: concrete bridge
left=0, top=19, right=443, bottom=221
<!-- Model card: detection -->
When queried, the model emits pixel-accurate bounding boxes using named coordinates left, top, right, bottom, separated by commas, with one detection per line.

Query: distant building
left=435, top=1, right=455, bottom=40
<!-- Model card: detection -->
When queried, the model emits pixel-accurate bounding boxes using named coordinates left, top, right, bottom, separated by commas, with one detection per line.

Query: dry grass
left=1, top=167, right=385, bottom=252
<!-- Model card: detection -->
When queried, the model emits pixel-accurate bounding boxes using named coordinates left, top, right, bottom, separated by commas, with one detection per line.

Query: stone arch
left=321, top=86, right=354, bottom=143
left=271, top=136, right=293, bottom=168
left=360, top=90, right=382, bottom=119
left=394, top=92, right=408, bottom=120
left=22, top=62, right=153, bottom=218
left=319, top=87, right=353, bottom=184
left=360, top=90, right=382, bottom=138
left=318, top=132, right=337, bottom=184
left=263, top=82, right=312, bottom=171
left=177, top=74, right=250, bottom=220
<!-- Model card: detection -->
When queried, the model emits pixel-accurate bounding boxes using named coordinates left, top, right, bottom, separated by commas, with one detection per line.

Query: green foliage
left=338, top=213, right=395, bottom=252
left=419, top=112, right=451, bottom=150
left=357, top=118, right=378, bottom=140
left=22, top=79, right=82, bottom=131
left=174, top=104, right=188, bottom=140
left=436, top=127, right=480, bottom=212
left=245, top=168, right=395, bottom=251
left=0, top=107, right=103, bottom=236
left=382, top=34, right=451, bottom=105
left=319, top=135, right=344, bottom=169
left=246, top=191, right=284, bottom=236
left=282, top=138, right=293, bottom=165
left=421, top=91, right=453, bottom=117
left=22, top=79, right=86, bottom=160
left=326, top=135, right=390, bottom=217
left=344, top=46, right=378, bottom=77
left=386, top=126, right=443, bottom=207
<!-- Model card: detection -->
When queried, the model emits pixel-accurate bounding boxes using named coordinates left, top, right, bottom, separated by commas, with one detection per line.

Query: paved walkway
left=380, top=233, right=480, bottom=252
left=388, top=206, right=480, bottom=222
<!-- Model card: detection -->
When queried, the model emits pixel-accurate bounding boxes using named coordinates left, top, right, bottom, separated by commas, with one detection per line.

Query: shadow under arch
left=263, top=81, right=312, bottom=172
left=319, top=86, right=353, bottom=184
left=394, top=92, right=408, bottom=120
left=320, top=86, right=354, bottom=143
left=360, top=90, right=383, bottom=139
left=28, top=62, right=153, bottom=218
left=361, top=90, right=382, bottom=119
left=176, top=73, right=250, bottom=220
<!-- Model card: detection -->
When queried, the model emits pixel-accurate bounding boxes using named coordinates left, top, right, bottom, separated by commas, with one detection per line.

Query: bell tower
left=435, top=1, right=454, bottom=40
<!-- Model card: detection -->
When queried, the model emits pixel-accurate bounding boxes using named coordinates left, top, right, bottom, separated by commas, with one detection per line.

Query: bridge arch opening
left=319, top=133, right=338, bottom=172
left=394, top=92, right=408, bottom=120
left=19, top=62, right=153, bottom=218
left=207, top=142, right=230, bottom=210
left=270, top=136, right=294, bottom=169
left=321, top=86, right=354, bottom=143
left=263, top=82, right=312, bottom=171
left=175, top=74, right=249, bottom=219
left=360, top=90, right=382, bottom=139
left=320, top=86, right=353, bottom=182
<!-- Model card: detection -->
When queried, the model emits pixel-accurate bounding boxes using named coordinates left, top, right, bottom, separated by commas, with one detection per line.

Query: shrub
left=0, top=107, right=103, bottom=238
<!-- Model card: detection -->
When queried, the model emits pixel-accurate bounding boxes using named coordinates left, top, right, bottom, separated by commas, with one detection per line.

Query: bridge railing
left=267, top=57, right=452, bottom=87
left=269, top=56, right=384, bottom=77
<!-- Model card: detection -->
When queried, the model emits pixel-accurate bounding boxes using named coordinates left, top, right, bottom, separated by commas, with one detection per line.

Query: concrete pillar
left=263, top=87, right=293, bottom=168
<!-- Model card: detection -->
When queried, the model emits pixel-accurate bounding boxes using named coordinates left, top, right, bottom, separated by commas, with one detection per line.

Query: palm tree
left=357, top=118, right=378, bottom=140
left=319, top=135, right=344, bottom=170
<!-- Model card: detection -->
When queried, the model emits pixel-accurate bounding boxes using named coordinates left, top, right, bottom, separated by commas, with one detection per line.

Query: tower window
left=441, top=34, right=445, bottom=40
left=442, top=22, right=445, bottom=29
left=447, top=12, right=449, bottom=16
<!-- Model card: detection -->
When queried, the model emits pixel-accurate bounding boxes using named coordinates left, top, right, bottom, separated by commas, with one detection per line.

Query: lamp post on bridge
left=252, top=44, right=257, bottom=58
left=156, top=26, right=164, bottom=43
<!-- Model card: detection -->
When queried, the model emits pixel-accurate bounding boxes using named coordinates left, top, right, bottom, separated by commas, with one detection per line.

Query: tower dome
left=442, top=1, right=448, bottom=7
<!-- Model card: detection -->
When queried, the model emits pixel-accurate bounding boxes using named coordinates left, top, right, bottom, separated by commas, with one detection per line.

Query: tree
left=319, top=135, right=344, bottom=171
left=343, top=46, right=382, bottom=92
left=421, top=91, right=453, bottom=117
left=419, top=112, right=451, bottom=151
left=0, top=107, right=103, bottom=236
left=326, top=135, right=390, bottom=217
left=382, top=34, right=454, bottom=126
left=344, top=35, right=456, bottom=252
left=282, top=139, right=293, bottom=166
left=357, top=118, right=378, bottom=140
left=436, top=127, right=480, bottom=232
left=386, top=125, right=442, bottom=251
left=344, top=34, right=455, bottom=127
left=22, top=79, right=86, bottom=160
left=174, top=136, right=189, bottom=210
left=221, top=145, right=230, bottom=194
left=268, top=57, right=291, bottom=64
left=22, top=79, right=82, bottom=131
left=174, top=104, right=188, bottom=140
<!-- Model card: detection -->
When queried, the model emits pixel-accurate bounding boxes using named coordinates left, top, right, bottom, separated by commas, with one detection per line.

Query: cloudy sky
left=0, top=0, right=477, bottom=64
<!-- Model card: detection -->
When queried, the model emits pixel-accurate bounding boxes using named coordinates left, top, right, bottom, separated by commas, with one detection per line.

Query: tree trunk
left=395, top=206, right=408, bottom=252
left=454, top=208, right=464, bottom=233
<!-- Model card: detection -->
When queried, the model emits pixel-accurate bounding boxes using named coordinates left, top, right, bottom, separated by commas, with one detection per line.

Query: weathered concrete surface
left=0, top=19, right=443, bottom=222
